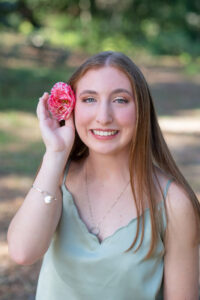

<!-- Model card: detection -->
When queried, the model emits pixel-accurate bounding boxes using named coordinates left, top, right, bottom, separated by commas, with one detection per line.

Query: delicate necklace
left=85, top=161, right=130, bottom=236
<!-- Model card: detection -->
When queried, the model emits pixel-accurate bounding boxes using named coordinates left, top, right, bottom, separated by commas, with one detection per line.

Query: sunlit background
left=0, top=0, right=200, bottom=299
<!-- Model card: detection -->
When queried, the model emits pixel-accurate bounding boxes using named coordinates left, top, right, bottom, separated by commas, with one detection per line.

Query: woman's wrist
left=43, top=150, right=69, bottom=170
left=33, top=151, right=69, bottom=189
left=44, top=149, right=70, bottom=161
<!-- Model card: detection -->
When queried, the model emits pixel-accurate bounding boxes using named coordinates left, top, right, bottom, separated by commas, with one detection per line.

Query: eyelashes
left=115, top=98, right=129, bottom=104
left=81, top=97, right=95, bottom=103
left=81, top=97, right=129, bottom=104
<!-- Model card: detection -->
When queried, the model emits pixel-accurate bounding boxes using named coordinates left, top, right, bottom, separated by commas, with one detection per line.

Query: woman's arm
left=163, top=182, right=199, bottom=300
left=7, top=92, right=75, bottom=265
left=7, top=151, right=68, bottom=265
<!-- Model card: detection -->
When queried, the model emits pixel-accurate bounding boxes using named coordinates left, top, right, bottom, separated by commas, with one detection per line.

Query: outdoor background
left=0, top=0, right=200, bottom=299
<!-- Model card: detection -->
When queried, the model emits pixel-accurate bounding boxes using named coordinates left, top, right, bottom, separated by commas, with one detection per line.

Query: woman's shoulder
left=155, top=168, right=199, bottom=246
left=165, top=180, right=198, bottom=232
left=159, top=177, right=199, bottom=246
left=154, top=166, right=195, bottom=213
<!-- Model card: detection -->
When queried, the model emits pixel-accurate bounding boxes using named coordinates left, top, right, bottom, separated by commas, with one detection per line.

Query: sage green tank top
left=36, top=160, right=172, bottom=300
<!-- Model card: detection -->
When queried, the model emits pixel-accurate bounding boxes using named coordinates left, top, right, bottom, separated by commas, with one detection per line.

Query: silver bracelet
left=32, top=185, right=57, bottom=204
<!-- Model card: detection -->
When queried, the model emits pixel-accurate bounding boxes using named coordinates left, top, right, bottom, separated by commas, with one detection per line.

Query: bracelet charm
left=32, top=185, right=57, bottom=204
left=44, top=195, right=54, bottom=204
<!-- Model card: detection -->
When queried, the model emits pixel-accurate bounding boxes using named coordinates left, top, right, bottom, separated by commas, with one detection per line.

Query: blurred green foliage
left=0, top=65, right=74, bottom=112
left=0, top=0, right=200, bottom=56
left=0, top=64, right=73, bottom=175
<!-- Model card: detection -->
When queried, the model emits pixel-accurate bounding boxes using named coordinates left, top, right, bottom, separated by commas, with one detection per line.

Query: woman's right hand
left=36, top=92, right=76, bottom=155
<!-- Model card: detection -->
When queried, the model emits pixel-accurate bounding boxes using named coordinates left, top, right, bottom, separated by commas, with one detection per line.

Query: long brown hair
left=65, top=51, right=200, bottom=258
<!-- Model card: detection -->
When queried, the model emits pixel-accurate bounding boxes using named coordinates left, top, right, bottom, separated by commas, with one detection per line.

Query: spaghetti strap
left=163, top=179, right=173, bottom=200
left=62, top=159, right=72, bottom=186
left=158, top=179, right=173, bottom=240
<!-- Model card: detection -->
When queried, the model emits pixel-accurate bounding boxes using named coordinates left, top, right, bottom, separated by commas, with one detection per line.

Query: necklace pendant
left=90, top=226, right=100, bottom=235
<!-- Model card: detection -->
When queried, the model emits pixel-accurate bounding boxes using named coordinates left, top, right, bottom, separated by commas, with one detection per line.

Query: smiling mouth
left=91, top=129, right=119, bottom=136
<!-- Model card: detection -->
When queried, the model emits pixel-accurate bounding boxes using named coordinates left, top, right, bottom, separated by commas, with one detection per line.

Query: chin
left=88, top=145, right=128, bottom=156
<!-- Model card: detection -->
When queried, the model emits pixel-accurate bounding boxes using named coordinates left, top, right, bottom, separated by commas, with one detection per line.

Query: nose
left=96, top=101, right=113, bottom=125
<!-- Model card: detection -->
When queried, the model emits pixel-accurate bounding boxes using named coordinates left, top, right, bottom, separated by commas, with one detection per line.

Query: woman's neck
left=84, top=150, right=131, bottom=184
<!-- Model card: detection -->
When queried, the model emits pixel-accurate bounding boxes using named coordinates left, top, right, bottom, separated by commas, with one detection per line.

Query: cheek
left=116, top=106, right=136, bottom=127
left=74, top=103, right=92, bottom=128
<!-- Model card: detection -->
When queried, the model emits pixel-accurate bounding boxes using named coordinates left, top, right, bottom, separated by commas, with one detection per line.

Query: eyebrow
left=79, top=88, right=133, bottom=97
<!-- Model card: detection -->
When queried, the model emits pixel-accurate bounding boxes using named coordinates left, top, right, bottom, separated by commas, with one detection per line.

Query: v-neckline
left=62, top=181, right=164, bottom=246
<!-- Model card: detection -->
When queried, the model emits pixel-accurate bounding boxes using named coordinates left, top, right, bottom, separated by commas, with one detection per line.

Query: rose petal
left=47, top=82, right=76, bottom=121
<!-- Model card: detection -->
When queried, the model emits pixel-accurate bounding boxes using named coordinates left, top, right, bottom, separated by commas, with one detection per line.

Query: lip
left=91, top=128, right=119, bottom=131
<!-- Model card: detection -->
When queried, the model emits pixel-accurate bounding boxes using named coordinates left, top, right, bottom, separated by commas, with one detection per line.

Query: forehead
left=76, top=66, right=132, bottom=93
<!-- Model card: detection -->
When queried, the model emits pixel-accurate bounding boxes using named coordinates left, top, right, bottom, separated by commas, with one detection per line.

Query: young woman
left=7, top=51, right=200, bottom=299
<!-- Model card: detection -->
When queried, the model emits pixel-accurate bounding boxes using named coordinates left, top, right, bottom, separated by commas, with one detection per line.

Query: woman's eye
left=82, top=97, right=95, bottom=103
left=114, top=98, right=129, bottom=104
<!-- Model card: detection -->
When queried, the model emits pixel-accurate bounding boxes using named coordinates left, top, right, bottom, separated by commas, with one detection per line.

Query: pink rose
left=48, top=82, right=76, bottom=121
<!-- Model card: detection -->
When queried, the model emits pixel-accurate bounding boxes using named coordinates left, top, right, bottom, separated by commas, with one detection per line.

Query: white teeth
left=92, top=130, right=118, bottom=136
